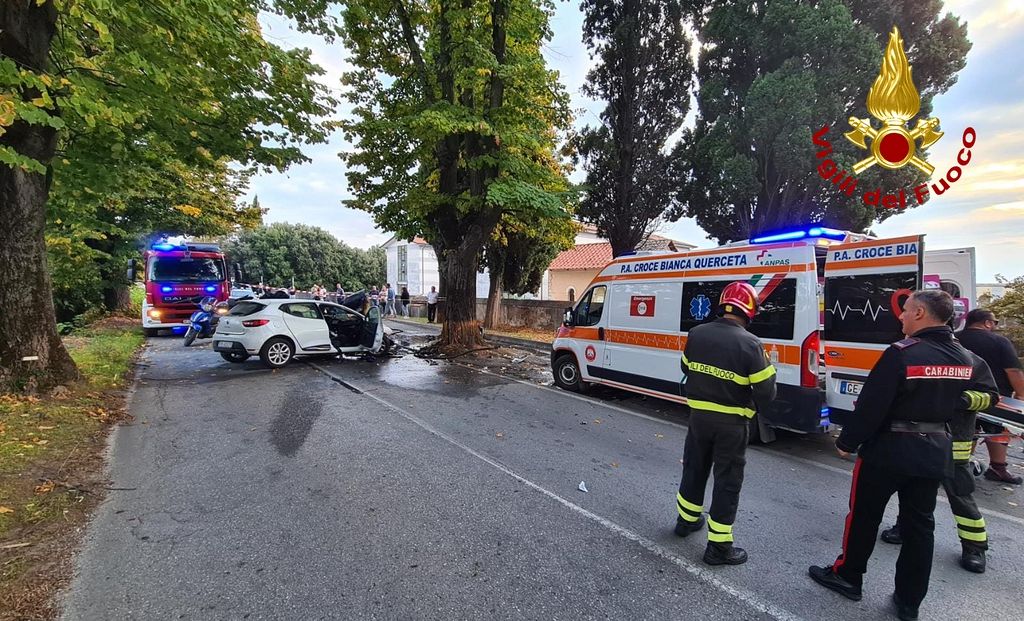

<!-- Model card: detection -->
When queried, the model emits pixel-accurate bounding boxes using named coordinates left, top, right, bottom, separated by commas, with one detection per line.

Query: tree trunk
left=437, top=241, right=485, bottom=349
left=104, top=285, right=132, bottom=313
left=0, top=1, right=79, bottom=393
left=483, top=270, right=503, bottom=330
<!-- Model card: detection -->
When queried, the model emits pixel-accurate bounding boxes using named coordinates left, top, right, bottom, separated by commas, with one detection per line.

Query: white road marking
left=309, top=362, right=805, bottom=621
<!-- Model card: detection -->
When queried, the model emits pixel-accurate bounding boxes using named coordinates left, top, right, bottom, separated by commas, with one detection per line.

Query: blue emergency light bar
left=152, top=242, right=179, bottom=251
left=205, top=285, right=217, bottom=293
left=161, top=285, right=173, bottom=293
left=751, top=226, right=847, bottom=244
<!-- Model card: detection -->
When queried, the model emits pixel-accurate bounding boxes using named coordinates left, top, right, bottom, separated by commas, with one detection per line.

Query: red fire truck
left=137, top=240, right=230, bottom=336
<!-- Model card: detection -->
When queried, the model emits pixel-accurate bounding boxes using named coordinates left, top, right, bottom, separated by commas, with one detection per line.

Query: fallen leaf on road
left=0, top=506, right=14, bottom=514
left=611, top=462, right=619, bottom=468
left=1009, top=501, right=1018, bottom=507
left=593, top=419, right=601, bottom=424
left=34, top=481, right=55, bottom=494
left=38, top=425, right=55, bottom=430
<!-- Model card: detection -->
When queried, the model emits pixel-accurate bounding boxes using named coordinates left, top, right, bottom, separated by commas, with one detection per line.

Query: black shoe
left=674, top=515, right=705, bottom=538
left=808, top=565, right=862, bottom=601
left=703, top=543, right=748, bottom=566
left=880, top=524, right=904, bottom=545
left=960, top=546, right=986, bottom=574
left=892, top=592, right=919, bottom=621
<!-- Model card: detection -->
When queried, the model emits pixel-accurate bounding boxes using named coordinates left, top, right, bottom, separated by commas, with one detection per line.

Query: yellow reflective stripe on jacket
left=748, top=364, right=776, bottom=384
left=686, top=399, right=756, bottom=418
left=686, top=361, right=750, bottom=386
left=954, top=514, right=986, bottom=529
left=963, top=390, right=992, bottom=411
left=707, top=517, right=734, bottom=543
left=952, top=440, right=973, bottom=461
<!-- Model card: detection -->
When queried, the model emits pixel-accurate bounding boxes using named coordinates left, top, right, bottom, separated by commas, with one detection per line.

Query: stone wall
left=474, top=298, right=569, bottom=330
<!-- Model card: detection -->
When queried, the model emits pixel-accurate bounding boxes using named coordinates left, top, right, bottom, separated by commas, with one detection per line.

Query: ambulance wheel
left=553, top=354, right=588, bottom=393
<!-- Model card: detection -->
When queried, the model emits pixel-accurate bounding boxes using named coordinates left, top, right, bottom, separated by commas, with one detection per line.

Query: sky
left=247, top=0, right=1023, bottom=283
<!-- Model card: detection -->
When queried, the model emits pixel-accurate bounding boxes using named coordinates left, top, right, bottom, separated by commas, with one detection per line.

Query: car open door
left=360, top=306, right=384, bottom=352
left=280, top=302, right=333, bottom=352
left=822, top=235, right=924, bottom=423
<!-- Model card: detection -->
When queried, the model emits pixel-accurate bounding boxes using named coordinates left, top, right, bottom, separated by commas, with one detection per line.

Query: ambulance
left=550, top=226, right=978, bottom=442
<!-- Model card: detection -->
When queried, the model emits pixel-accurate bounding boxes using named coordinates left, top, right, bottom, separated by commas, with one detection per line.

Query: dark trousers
left=427, top=303, right=437, bottom=322
left=676, top=410, right=748, bottom=545
left=895, top=462, right=986, bottom=550
left=833, top=458, right=941, bottom=608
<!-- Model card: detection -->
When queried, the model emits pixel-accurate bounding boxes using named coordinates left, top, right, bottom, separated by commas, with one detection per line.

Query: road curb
left=385, top=317, right=552, bottom=356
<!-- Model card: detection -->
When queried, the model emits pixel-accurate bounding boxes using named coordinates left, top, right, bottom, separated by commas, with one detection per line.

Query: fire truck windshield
left=148, top=257, right=225, bottom=282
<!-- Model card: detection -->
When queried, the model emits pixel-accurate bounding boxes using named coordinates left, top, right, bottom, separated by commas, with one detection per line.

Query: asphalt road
left=61, top=328, right=1024, bottom=620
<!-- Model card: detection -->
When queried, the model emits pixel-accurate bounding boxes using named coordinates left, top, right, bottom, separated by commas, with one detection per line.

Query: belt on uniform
left=889, top=421, right=947, bottom=433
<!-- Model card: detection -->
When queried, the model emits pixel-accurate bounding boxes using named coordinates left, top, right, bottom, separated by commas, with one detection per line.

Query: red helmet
left=719, top=282, right=759, bottom=321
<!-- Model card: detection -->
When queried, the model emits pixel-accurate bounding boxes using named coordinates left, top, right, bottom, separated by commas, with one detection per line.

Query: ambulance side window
left=574, top=286, right=607, bottom=327
left=679, top=279, right=797, bottom=340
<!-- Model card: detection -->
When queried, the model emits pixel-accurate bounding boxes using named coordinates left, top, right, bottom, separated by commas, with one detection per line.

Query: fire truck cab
left=551, top=226, right=978, bottom=441
left=138, top=240, right=230, bottom=336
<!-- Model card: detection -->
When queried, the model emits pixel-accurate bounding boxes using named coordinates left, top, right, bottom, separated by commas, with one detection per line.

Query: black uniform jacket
left=682, top=317, right=777, bottom=422
left=836, top=326, right=1000, bottom=478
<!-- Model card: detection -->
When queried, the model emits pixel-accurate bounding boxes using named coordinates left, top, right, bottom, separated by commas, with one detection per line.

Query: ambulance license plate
left=839, top=380, right=862, bottom=396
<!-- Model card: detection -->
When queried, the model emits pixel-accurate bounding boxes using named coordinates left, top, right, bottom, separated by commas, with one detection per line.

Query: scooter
left=183, top=296, right=229, bottom=347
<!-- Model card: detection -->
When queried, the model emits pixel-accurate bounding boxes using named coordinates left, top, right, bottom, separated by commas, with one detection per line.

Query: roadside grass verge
left=1, top=320, right=143, bottom=620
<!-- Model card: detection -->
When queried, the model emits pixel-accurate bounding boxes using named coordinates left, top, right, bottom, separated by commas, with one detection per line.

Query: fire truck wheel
left=553, top=353, right=588, bottom=393
left=260, top=337, right=294, bottom=369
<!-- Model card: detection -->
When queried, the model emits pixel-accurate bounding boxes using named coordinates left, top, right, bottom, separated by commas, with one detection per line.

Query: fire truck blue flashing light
left=751, top=226, right=846, bottom=244
left=160, top=285, right=173, bottom=293
left=152, top=242, right=177, bottom=251
left=205, top=285, right=217, bottom=293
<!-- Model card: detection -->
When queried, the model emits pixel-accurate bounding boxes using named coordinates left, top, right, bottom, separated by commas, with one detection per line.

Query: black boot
left=892, top=592, right=919, bottom=621
left=880, top=524, right=904, bottom=545
left=808, top=565, right=862, bottom=601
left=674, top=515, right=705, bottom=538
left=960, top=544, right=986, bottom=574
left=703, top=542, right=747, bottom=566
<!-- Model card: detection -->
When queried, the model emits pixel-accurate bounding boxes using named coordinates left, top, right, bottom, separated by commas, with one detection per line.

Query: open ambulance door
left=822, top=235, right=924, bottom=424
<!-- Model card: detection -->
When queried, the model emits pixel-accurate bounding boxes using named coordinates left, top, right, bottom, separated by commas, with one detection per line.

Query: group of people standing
left=367, top=283, right=411, bottom=317
left=675, top=283, right=1019, bottom=620
left=251, top=281, right=441, bottom=322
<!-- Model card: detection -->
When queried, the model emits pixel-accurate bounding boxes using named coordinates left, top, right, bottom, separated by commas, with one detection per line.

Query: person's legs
left=706, top=420, right=748, bottom=548
left=894, top=477, right=941, bottom=608
left=677, top=416, right=714, bottom=531
left=831, top=459, right=900, bottom=586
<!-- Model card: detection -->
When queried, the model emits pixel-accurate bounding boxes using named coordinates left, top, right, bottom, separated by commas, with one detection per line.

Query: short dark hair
left=965, top=308, right=996, bottom=326
left=910, top=290, right=954, bottom=323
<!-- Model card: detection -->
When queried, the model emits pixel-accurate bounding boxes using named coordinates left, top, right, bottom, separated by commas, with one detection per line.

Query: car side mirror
left=126, top=259, right=137, bottom=282
left=563, top=308, right=573, bottom=326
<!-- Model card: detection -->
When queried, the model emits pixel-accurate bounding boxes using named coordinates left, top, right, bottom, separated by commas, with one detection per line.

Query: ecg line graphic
left=828, top=298, right=889, bottom=321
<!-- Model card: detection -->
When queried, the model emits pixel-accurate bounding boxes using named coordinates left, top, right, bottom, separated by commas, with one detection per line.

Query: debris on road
left=578, top=481, right=588, bottom=493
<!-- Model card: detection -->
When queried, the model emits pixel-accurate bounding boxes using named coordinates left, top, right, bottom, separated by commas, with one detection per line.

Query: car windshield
left=148, top=257, right=225, bottom=282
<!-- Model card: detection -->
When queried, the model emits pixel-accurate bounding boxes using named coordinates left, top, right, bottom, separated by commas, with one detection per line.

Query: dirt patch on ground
left=86, top=316, right=139, bottom=332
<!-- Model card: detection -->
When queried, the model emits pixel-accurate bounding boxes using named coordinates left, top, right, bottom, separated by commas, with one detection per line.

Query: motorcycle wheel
left=183, top=327, right=197, bottom=347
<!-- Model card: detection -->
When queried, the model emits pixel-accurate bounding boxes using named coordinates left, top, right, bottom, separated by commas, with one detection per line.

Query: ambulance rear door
left=822, top=235, right=924, bottom=422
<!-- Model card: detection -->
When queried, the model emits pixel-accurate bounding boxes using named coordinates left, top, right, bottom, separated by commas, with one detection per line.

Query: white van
left=550, top=227, right=978, bottom=441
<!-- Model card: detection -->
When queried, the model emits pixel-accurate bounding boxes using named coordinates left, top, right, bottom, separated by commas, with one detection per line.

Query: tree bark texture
left=483, top=269, right=502, bottom=330
left=0, top=1, right=80, bottom=392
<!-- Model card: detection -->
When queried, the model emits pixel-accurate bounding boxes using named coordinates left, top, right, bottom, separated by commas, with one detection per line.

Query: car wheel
left=144, top=328, right=160, bottom=337
left=553, top=353, right=587, bottom=393
left=183, top=327, right=197, bottom=347
left=220, top=352, right=250, bottom=363
left=260, top=337, right=294, bottom=369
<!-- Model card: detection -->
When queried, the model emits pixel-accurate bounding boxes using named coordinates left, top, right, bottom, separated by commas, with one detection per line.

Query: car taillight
left=242, top=319, right=269, bottom=327
left=801, top=330, right=820, bottom=388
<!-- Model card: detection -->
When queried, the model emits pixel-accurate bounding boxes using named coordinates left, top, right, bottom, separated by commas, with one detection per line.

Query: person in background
left=312, top=284, right=323, bottom=301
left=385, top=283, right=397, bottom=317
left=956, top=308, right=1024, bottom=484
left=400, top=286, right=411, bottom=318
left=369, top=286, right=379, bottom=307
left=426, top=286, right=439, bottom=323
left=335, top=283, right=345, bottom=301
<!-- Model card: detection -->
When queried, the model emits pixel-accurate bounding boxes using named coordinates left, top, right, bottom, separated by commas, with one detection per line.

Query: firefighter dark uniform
left=880, top=352, right=998, bottom=573
left=674, top=282, right=777, bottom=566
left=809, top=325, right=999, bottom=614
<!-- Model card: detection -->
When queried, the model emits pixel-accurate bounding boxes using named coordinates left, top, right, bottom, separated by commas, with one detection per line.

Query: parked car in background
left=212, top=299, right=390, bottom=368
left=229, top=283, right=254, bottom=300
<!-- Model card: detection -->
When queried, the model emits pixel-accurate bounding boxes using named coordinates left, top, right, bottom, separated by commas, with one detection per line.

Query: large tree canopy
left=673, top=0, right=970, bottom=242
left=1, top=0, right=336, bottom=391
left=338, top=0, right=573, bottom=349
left=224, top=223, right=385, bottom=292
left=576, top=0, right=693, bottom=257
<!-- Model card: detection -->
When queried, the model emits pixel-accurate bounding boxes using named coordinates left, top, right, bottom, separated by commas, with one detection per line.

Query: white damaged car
left=212, top=298, right=391, bottom=368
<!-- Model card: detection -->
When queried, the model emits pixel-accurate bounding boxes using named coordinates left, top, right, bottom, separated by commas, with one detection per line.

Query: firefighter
left=878, top=351, right=998, bottom=573
left=809, top=291, right=999, bottom=621
left=674, top=281, right=777, bottom=566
